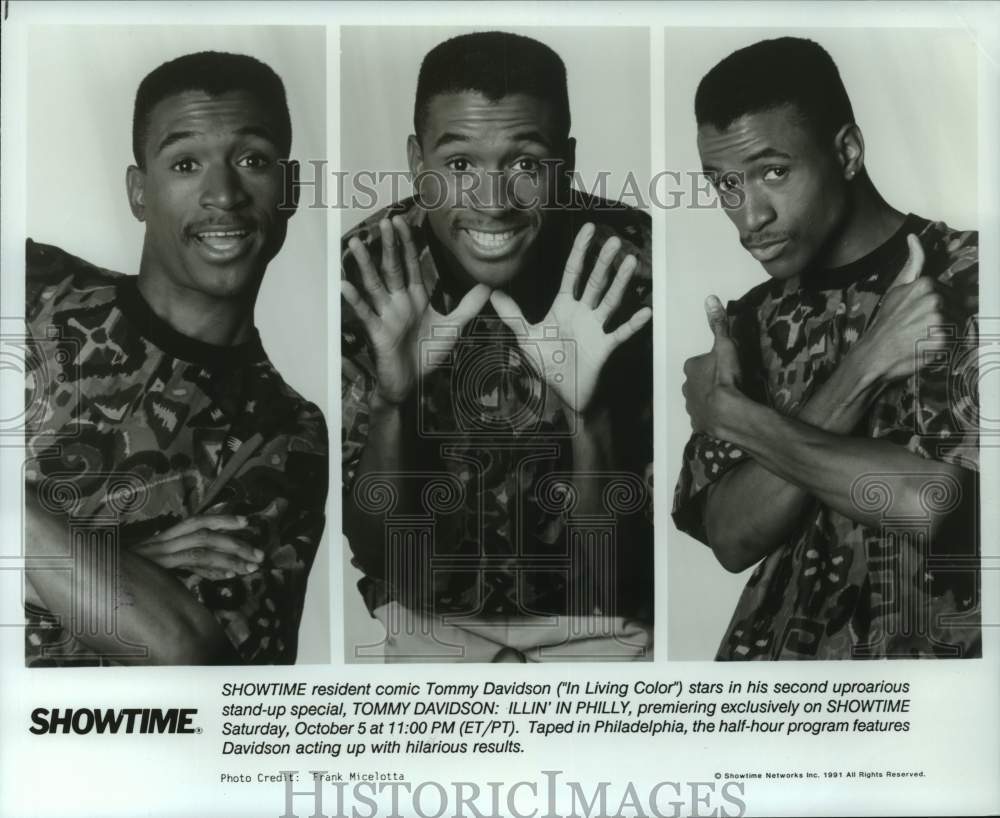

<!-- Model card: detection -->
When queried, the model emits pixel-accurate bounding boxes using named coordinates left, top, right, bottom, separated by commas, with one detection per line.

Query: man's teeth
left=466, top=229, right=516, bottom=247
left=198, top=230, right=248, bottom=239
left=196, top=230, right=250, bottom=252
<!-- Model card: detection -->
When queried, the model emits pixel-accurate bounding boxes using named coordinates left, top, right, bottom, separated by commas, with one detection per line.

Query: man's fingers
left=704, top=295, right=729, bottom=341
left=162, top=547, right=260, bottom=576
left=581, top=236, right=621, bottom=308
left=379, top=218, right=405, bottom=292
left=449, top=283, right=492, bottom=327
left=559, top=222, right=596, bottom=296
left=489, top=291, right=529, bottom=336
left=611, top=305, right=652, bottom=346
left=348, top=236, right=389, bottom=306
left=147, top=514, right=247, bottom=542
left=888, top=234, right=925, bottom=290
left=392, top=216, right=425, bottom=293
left=597, top=254, right=637, bottom=318
left=342, top=280, right=380, bottom=334
left=141, top=530, right=264, bottom=563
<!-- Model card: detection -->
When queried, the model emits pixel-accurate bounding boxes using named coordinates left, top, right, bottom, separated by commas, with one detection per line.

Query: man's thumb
left=451, top=283, right=492, bottom=326
left=705, top=295, right=730, bottom=341
left=889, top=234, right=925, bottom=289
left=489, top=290, right=529, bottom=336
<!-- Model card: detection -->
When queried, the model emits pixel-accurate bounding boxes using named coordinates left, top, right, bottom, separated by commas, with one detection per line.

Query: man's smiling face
left=128, top=89, right=292, bottom=300
left=408, top=91, right=573, bottom=288
left=698, top=104, right=849, bottom=280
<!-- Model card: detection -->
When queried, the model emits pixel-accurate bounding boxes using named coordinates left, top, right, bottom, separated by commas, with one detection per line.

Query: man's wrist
left=705, top=383, right=749, bottom=441
left=841, top=339, right=887, bottom=397
left=369, top=391, right=406, bottom=416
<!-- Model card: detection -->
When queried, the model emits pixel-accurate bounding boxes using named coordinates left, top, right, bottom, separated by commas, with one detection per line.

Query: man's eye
left=511, top=157, right=540, bottom=173
left=763, top=166, right=788, bottom=182
left=237, top=154, right=271, bottom=169
left=715, top=172, right=742, bottom=193
left=171, top=158, right=199, bottom=173
left=445, top=158, right=471, bottom=172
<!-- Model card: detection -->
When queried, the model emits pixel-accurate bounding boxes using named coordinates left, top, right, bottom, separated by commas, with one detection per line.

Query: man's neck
left=135, top=270, right=255, bottom=347
left=818, top=180, right=906, bottom=270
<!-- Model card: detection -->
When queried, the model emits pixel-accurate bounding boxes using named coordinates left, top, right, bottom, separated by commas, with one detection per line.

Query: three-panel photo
left=21, top=23, right=981, bottom=667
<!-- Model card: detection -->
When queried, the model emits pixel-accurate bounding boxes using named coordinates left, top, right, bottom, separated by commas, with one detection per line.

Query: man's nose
left=740, top=187, right=776, bottom=233
left=199, top=163, right=249, bottom=210
left=469, top=168, right=513, bottom=216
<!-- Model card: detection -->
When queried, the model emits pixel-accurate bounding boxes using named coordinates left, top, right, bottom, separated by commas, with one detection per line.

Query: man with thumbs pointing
left=341, top=32, right=654, bottom=661
left=673, top=37, right=980, bottom=660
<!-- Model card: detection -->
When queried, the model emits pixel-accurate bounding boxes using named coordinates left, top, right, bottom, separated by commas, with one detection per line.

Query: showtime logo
left=30, top=708, right=200, bottom=735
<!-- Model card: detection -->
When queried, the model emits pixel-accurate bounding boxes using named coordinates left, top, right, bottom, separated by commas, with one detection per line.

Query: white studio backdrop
left=25, top=25, right=331, bottom=664
left=664, top=26, right=979, bottom=660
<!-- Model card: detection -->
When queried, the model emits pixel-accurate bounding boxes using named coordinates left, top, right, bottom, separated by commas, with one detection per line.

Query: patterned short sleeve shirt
left=672, top=215, right=980, bottom=660
left=25, top=240, right=328, bottom=666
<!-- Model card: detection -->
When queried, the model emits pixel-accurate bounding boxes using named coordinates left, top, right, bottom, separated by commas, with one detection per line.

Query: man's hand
left=852, top=234, right=966, bottom=386
left=489, top=223, right=652, bottom=416
left=682, top=294, right=742, bottom=435
left=131, top=515, right=264, bottom=581
left=343, top=216, right=491, bottom=406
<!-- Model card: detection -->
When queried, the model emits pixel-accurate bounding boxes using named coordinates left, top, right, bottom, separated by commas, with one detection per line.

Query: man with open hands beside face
left=25, top=51, right=327, bottom=666
left=672, top=37, right=980, bottom=660
left=342, top=32, right=654, bottom=662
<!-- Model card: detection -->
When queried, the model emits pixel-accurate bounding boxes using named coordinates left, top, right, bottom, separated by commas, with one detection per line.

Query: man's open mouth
left=461, top=226, right=527, bottom=259
left=192, top=228, right=255, bottom=261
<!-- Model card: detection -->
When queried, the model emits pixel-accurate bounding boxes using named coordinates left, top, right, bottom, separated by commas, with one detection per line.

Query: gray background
left=26, top=25, right=331, bottom=664
left=664, top=26, right=979, bottom=660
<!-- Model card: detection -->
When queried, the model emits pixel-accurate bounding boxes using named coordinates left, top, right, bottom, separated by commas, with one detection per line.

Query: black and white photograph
left=666, top=28, right=982, bottom=661
left=21, top=25, right=330, bottom=665
left=0, top=4, right=998, bottom=818
left=339, top=27, right=655, bottom=662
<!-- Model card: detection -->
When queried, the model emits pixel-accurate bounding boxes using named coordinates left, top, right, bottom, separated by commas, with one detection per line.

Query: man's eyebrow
left=433, top=131, right=470, bottom=150
left=432, top=129, right=554, bottom=152
left=155, top=125, right=277, bottom=156
left=508, top=130, right=552, bottom=149
left=743, top=147, right=793, bottom=163
left=156, top=130, right=199, bottom=155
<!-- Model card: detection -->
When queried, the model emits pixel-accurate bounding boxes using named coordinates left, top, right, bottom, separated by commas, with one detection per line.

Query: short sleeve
left=671, top=301, right=757, bottom=545
left=671, top=434, right=751, bottom=545
left=870, top=234, right=979, bottom=472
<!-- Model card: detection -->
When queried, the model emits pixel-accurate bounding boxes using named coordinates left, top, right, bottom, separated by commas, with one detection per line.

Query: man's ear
left=406, top=134, right=423, bottom=179
left=126, top=165, right=146, bottom=221
left=835, top=124, right=865, bottom=181
left=279, top=158, right=300, bottom=220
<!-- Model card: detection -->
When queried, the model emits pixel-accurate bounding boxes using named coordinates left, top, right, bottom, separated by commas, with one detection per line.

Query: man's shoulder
left=917, top=219, right=978, bottom=287
left=341, top=199, right=424, bottom=250
left=27, top=239, right=125, bottom=314
left=727, top=276, right=782, bottom=318
left=567, top=191, right=651, bottom=251
left=252, top=358, right=328, bottom=452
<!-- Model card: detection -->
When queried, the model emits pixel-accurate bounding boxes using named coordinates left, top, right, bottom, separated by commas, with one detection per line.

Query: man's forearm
left=25, top=492, right=235, bottom=665
left=711, top=388, right=971, bottom=530
left=704, top=351, right=882, bottom=571
left=343, top=396, right=410, bottom=577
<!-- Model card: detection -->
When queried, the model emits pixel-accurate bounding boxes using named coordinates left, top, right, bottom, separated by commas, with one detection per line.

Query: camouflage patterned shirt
left=673, top=215, right=980, bottom=660
left=342, top=195, right=654, bottom=622
left=24, top=240, right=328, bottom=666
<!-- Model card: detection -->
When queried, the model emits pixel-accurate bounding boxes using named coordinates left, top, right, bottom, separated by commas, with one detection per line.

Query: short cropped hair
left=695, top=37, right=854, bottom=142
left=413, top=32, right=571, bottom=144
left=132, top=51, right=292, bottom=167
